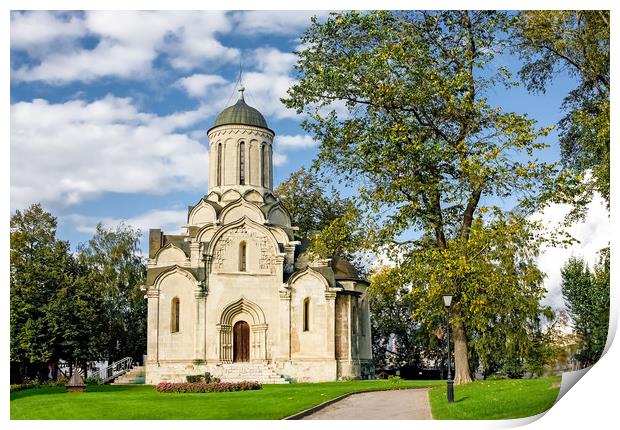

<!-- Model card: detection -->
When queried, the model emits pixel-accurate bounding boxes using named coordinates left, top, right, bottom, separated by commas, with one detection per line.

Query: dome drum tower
left=207, top=88, right=275, bottom=198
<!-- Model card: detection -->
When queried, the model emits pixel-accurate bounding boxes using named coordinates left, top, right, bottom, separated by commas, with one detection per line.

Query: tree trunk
left=452, top=319, right=473, bottom=384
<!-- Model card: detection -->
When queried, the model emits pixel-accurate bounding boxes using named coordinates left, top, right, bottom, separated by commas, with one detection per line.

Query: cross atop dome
left=238, top=85, right=245, bottom=101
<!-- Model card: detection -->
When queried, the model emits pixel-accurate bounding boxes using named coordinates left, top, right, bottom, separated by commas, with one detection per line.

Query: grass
left=428, top=376, right=561, bottom=420
left=10, top=377, right=561, bottom=420
left=10, top=379, right=442, bottom=420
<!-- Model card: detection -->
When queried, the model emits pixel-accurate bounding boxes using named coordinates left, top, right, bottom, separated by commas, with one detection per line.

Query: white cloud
left=175, top=74, right=228, bottom=98
left=67, top=209, right=187, bottom=235
left=232, top=11, right=328, bottom=35
left=10, top=11, right=86, bottom=53
left=10, top=96, right=210, bottom=210
left=11, top=11, right=239, bottom=83
left=275, top=134, right=316, bottom=150
left=176, top=47, right=300, bottom=120
left=253, top=47, right=298, bottom=75
left=536, top=194, right=610, bottom=310
left=273, top=152, right=288, bottom=167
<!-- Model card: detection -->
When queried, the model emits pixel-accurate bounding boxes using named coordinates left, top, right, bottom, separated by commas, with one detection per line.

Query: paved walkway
left=300, top=388, right=432, bottom=420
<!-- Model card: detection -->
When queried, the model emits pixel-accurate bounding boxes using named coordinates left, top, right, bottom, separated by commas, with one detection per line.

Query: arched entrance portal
left=217, top=297, right=268, bottom=363
left=233, top=321, right=250, bottom=362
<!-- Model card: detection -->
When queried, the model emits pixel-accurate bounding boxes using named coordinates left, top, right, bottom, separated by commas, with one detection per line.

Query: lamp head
left=442, top=294, right=454, bottom=308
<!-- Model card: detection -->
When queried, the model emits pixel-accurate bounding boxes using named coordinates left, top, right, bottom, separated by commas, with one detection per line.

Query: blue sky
left=10, top=11, right=326, bottom=249
left=9, top=10, right=609, bottom=309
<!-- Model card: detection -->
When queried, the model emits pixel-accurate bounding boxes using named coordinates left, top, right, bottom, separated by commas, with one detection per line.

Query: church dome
left=212, top=95, right=268, bottom=130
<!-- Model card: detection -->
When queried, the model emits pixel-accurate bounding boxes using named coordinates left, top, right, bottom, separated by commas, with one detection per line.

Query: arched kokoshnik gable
left=216, top=297, right=268, bottom=363
left=187, top=198, right=221, bottom=226
left=206, top=216, right=282, bottom=274
left=152, top=243, right=189, bottom=267
left=218, top=197, right=266, bottom=225
left=287, top=266, right=335, bottom=292
left=152, top=265, right=200, bottom=291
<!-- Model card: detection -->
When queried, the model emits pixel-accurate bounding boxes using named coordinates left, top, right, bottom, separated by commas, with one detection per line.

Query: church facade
left=145, top=90, right=373, bottom=384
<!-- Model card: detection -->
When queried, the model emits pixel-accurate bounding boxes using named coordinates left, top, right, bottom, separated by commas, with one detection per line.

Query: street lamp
left=442, top=294, right=454, bottom=403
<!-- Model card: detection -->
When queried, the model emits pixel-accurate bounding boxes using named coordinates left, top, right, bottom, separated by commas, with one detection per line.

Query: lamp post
left=443, top=293, right=454, bottom=403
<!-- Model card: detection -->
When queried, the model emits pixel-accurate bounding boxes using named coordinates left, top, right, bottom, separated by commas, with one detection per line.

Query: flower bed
left=156, top=381, right=262, bottom=393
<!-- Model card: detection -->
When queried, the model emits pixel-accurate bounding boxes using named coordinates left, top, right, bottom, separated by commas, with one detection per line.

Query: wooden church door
left=233, top=321, right=250, bottom=362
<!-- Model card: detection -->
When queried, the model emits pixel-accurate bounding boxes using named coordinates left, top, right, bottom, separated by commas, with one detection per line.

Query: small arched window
left=239, top=241, right=247, bottom=272
left=261, top=143, right=268, bottom=188
left=361, top=299, right=366, bottom=336
left=303, top=298, right=310, bottom=332
left=217, top=143, right=223, bottom=186
left=171, top=297, right=180, bottom=333
left=239, top=142, right=246, bottom=185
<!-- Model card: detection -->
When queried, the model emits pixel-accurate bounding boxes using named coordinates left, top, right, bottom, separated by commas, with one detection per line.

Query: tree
left=275, top=167, right=365, bottom=261
left=76, top=223, right=147, bottom=362
left=10, top=204, right=74, bottom=382
left=369, top=268, right=444, bottom=373
left=283, top=11, right=565, bottom=383
left=514, top=11, right=610, bottom=206
left=45, top=261, right=108, bottom=377
left=275, top=167, right=346, bottom=239
left=561, top=250, right=610, bottom=367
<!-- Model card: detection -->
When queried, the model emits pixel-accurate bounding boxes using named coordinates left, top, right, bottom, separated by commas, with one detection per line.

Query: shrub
left=49, top=376, right=70, bottom=386
left=486, top=373, right=510, bottom=380
left=388, top=375, right=402, bottom=384
left=204, top=372, right=221, bottom=384
left=186, top=374, right=204, bottom=383
left=84, top=376, right=102, bottom=385
left=10, top=383, right=38, bottom=392
left=157, top=381, right=262, bottom=393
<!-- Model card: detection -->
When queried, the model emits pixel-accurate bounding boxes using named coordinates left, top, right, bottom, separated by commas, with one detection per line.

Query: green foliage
left=387, top=375, right=402, bottom=384
left=275, top=167, right=347, bottom=240
left=368, top=276, right=442, bottom=371
left=10, top=204, right=147, bottom=383
left=283, top=11, right=573, bottom=383
left=10, top=203, right=100, bottom=382
left=561, top=249, right=610, bottom=366
left=10, top=383, right=39, bottom=393
left=186, top=374, right=204, bottom=383
left=84, top=376, right=103, bottom=385
left=372, top=215, right=552, bottom=379
left=45, top=376, right=70, bottom=386
left=514, top=11, right=610, bottom=206
left=275, top=167, right=365, bottom=260
left=77, top=223, right=147, bottom=362
left=204, top=372, right=220, bottom=384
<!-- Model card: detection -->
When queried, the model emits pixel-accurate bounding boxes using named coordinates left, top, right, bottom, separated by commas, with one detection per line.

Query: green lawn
left=429, top=377, right=561, bottom=420
left=10, top=377, right=560, bottom=420
left=10, top=380, right=441, bottom=420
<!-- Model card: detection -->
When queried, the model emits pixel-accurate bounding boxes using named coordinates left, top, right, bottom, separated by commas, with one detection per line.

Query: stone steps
left=217, top=363, right=289, bottom=384
left=112, top=366, right=145, bottom=385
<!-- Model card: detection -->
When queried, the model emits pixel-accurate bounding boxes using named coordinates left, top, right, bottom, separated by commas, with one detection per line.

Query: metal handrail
left=98, top=357, right=133, bottom=383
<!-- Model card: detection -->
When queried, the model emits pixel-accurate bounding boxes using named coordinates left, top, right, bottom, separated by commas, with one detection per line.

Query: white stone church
left=145, top=89, right=373, bottom=384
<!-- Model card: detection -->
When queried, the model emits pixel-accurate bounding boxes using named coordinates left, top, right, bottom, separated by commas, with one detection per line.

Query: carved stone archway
left=216, top=297, right=268, bottom=363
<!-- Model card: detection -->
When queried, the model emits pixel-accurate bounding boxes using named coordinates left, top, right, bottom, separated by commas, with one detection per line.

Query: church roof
left=331, top=256, right=364, bottom=281
left=212, top=93, right=268, bottom=130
